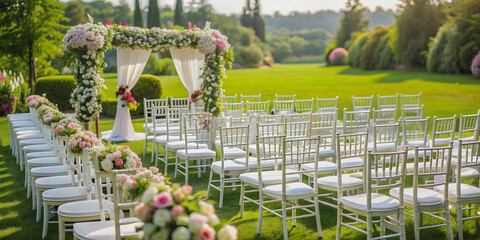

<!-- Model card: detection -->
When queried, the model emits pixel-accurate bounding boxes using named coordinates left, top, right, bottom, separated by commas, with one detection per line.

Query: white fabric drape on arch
left=170, top=47, right=205, bottom=100
left=104, top=48, right=151, bottom=142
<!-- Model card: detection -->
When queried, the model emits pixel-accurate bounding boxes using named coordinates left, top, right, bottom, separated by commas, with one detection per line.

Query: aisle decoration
left=135, top=184, right=238, bottom=240
left=63, top=20, right=233, bottom=122
left=97, top=144, right=142, bottom=171
left=117, top=167, right=170, bottom=201
left=68, top=130, right=104, bottom=155
left=54, top=118, right=82, bottom=137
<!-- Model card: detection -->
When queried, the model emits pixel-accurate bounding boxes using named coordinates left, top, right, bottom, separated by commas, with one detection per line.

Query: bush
left=324, top=41, right=337, bottom=66
left=360, top=26, right=389, bottom=70
left=426, top=23, right=449, bottom=73
left=144, top=54, right=178, bottom=76
left=101, top=98, right=117, bottom=117
left=236, top=44, right=264, bottom=68
left=271, top=41, right=292, bottom=63
left=374, top=32, right=395, bottom=70
left=34, top=76, right=76, bottom=111
left=348, top=32, right=370, bottom=68
left=472, top=51, right=480, bottom=78
left=328, top=48, right=348, bottom=65
left=426, top=22, right=462, bottom=74
left=131, top=74, right=164, bottom=114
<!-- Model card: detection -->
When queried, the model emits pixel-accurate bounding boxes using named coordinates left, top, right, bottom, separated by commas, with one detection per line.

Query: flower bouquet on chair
left=117, top=167, right=171, bottom=201
left=54, top=118, right=82, bottom=137
left=97, top=144, right=142, bottom=171
left=67, top=130, right=104, bottom=157
left=135, top=183, right=238, bottom=240
left=117, top=85, right=139, bottom=111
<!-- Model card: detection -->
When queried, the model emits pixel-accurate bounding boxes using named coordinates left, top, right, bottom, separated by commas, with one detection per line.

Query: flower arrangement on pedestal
left=97, top=144, right=142, bottom=171
left=117, top=167, right=171, bottom=201
left=135, top=183, right=238, bottom=240
left=116, top=85, right=139, bottom=110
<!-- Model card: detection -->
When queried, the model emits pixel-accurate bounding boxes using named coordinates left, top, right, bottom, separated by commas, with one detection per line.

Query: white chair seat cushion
left=154, top=135, right=181, bottom=144
left=317, top=175, right=363, bottom=188
left=374, top=143, right=396, bottom=152
left=214, top=139, right=221, bottom=148
left=389, top=187, right=443, bottom=206
left=223, top=147, right=247, bottom=159
left=434, top=183, right=480, bottom=200
left=166, top=141, right=208, bottom=150
left=27, top=157, right=61, bottom=167
left=23, top=144, right=52, bottom=152
left=317, top=148, right=335, bottom=157
left=149, top=125, right=180, bottom=135
left=12, top=121, right=35, bottom=127
left=26, top=151, right=57, bottom=159
left=177, top=149, right=216, bottom=159
left=341, top=157, right=364, bottom=168
left=233, top=158, right=276, bottom=169
left=31, top=165, right=68, bottom=177
left=460, top=167, right=480, bottom=178
left=239, top=170, right=300, bottom=186
left=35, top=175, right=78, bottom=189
left=264, top=182, right=313, bottom=197
left=13, top=126, right=38, bottom=132
left=43, top=186, right=91, bottom=202
left=19, top=138, right=46, bottom=146
left=73, top=220, right=139, bottom=240
left=302, top=161, right=337, bottom=173
left=212, top=160, right=247, bottom=172
left=17, top=133, right=42, bottom=140
left=58, top=199, right=109, bottom=218
left=429, top=138, right=452, bottom=147
left=340, top=193, right=400, bottom=212
left=406, top=139, right=427, bottom=147
left=143, top=122, right=166, bottom=130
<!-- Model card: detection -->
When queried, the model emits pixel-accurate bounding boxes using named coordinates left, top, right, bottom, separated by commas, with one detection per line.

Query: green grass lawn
left=1, top=64, right=480, bottom=239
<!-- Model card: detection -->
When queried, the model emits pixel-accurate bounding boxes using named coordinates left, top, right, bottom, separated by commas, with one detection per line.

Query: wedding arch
left=63, top=19, right=233, bottom=141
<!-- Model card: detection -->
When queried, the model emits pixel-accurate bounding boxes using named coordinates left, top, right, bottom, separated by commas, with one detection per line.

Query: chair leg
left=457, top=204, right=464, bottom=240
left=257, top=192, right=264, bottom=235
left=58, top=216, right=65, bottom=240
left=399, top=207, right=406, bottom=240
left=240, top=182, right=245, bottom=217
left=292, top=200, right=297, bottom=226
left=444, top=203, right=454, bottom=240
left=336, top=204, right=342, bottom=240
left=206, top=169, right=213, bottom=199
left=164, top=148, right=169, bottom=174
left=143, top=133, right=148, bottom=157
left=281, top=202, right=289, bottom=240
left=314, top=195, right=323, bottom=238
left=219, top=174, right=224, bottom=208
left=174, top=157, right=178, bottom=178
left=366, top=213, right=373, bottom=240
left=151, top=141, right=156, bottom=163
left=32, top=180, right=36, bottom=210
left=413, top=205, right=420, bottom=240
left=36, top=189, right=42, bottom=222
left=185, top=160, right=189, bottom=185
left=26, top=168, right=31, bottom=198
left=42, top=201, right=49, bottom=238
left=380, top=216, right=386, bottom=237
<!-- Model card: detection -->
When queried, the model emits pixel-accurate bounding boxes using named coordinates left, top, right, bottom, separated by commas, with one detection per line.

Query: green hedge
left=347, top=32, right=370, bottom=68
left=102, top=74, right=164, bottom=116
left=360, top=26, right=389, bottom=70
left=35, top=76, right=76, bottom=111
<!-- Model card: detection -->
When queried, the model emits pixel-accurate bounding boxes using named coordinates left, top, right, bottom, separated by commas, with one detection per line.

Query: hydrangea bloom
left=329, top=48, right=348, bottom=66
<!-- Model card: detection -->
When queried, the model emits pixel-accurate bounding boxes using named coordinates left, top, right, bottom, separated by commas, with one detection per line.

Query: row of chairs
left=8, top=111, right=143, bottom=240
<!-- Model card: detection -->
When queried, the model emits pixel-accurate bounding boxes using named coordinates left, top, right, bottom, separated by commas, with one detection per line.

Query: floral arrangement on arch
left=190, top=89, right=201, bottom=103
left=97, top=144, right=142, bottom=172
left=116, top=85, right=139, bottom=110
left=135, top=183, right=238, bottom=240
left=64, top=18, right=233, bottom=120
left=117, top=167, right=171, bottom=201
left=68, top=130, right=105, bottom=155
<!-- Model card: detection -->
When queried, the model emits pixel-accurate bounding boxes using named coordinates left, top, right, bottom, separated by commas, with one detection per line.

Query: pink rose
left=149, top=167, right=159, bottom=174
left=135, top=203, right=153, bottom=222
left=115, top=158, right=123, bottom=166
left=113, top=151, right=121, bottom=158
left=173, top=189, right=185, bottom=202
left=152, top=191, right=173, bottom=209
left=85, top=142, right=91, bottom=148
left=68, top=143, right=72, bottom=148
left=79, top=142, right=86, bottom=148
left=188, top=213, right=208, bottom=233
left=171, top=205, right=184, bottom=220
left=181, top=185, right=193, bottom=195
left=131, top=181, right=138, bottom=188
left=120, top=175, right=128, bottom=184
left=67, top=123, right=75, bottom=129
left=136, top=159, right=142, bottom=168
left=198, top=224, right=216, bottom=240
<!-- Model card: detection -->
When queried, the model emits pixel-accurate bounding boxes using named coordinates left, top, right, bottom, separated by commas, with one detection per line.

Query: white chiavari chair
left=317, top=96, right=338, bottom=113
left=246, top=101, right=270, bottom=115
left=400, top=92, right=422, bottom=109
left=431, top=115, right=456, bottom=147
left=401, top=105, right=424, bottom=121
left=142, top=98, right=168, bottom=157
left=223, top=94, right=237, bottom=104
left=224, top=102, right=244, bottom=117
left=373, top=108, right=397, bottom=124
left=372, top=123, right=400, bottom=153
left=377, top=93, right=398, bottom=111
left=352, top=95, right=374, bottom=111
left=295, top=98, right=314, bottom=113
left=240, top=94, right=261, bottom=103
left=342, top=108, right=370, bottom=134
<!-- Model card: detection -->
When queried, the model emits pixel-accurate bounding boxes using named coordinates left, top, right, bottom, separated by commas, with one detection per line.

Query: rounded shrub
left=374, top=33, right=395, bottom=70
left=328, top=48, right=348, bottom=65
left=324, top=41, right=337, bottom=66
left=131, top=74, right=164, bottom=114
left=360, top=26, right=389, bottom=70
left=348, top=32, right=370, bottom=68
left=34, top=76, right=76, bottom=111
left=236, top=44, right=264, bottom=68
left=471, top=51, right=480, bottom=78
left=101, top=98, right=118, bottom=117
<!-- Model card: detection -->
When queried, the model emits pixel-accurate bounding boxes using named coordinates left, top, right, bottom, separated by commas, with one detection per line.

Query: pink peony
left=172, top=189, right=185, bottom=202
left=198, top=223, right=216, bottom=240
left=135, top=203, right=154, bottom=222
left=149, top=166, right=159, bottom=174
left=67, top=123, right=75, bottom=129
left=131, top=181, right=138, bottom=188
left=79, top=142, right=86, bottom=148
left=85, top=142, right=91, bottom=148
left=171, top=205, right=185, bottom=219
left=152, top=191, right=173, bottom=209
left=115, top=158, right=123, bottom=166
left=181, top=185, right=193, bottom=195
left=188, top=213, right=208, bottom=233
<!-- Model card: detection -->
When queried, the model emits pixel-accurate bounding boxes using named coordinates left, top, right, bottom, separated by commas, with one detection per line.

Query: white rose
left=101, top=159, right=113, bottom=171
left=218, top=225, right=238, bottom=240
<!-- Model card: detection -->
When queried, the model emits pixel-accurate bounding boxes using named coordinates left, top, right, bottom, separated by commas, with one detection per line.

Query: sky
left=104, top=0, right=401, bottom=15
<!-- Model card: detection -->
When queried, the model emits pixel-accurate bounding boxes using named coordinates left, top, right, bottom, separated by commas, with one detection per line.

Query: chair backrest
left=373, top=108, right=397, bottom=124
left=352, top=95, right=374, bottom=111
left=373, top=123, right=400, bottom=152
left=413, top=144, right=453, bottom=203
left=143, top=98, right=168, bottom=128
left=273, top=100, right=295, bottom=114
left=223, top=94, right=237, bottom=104
left=400, top=92, right=422, bottom=109
left=240, top=94, right=261, bottom=103
left=219, top=125, right=250, bottom=162
left=455, top=141, right=480, bottom=196
left=224, top=102, right=244, bottom=117
left=377, top=93, right=398, bottom=110
left=295, top=98, right=314, bottom=113
left=400, top=117, right=430, bottom=147
left=228, top=115, right=253, bottom=127
left=311, top=110, right=337, bottom=137
left=336, top=132, right=369, bottom=167
left=169, top=97, right=189, bottom=109
left=256, top=135, right=284, bottom=172
left=459, top=110, right=480, bottom=141
left=151, top=106, right=182, bottom=140
left=285, top=112, right=312, bottom=123
left=183, top=113, right=212, bottom=152
left=431, top=115, right=456, bottom=147
left=285, top=120, right=311, bottom=139
left=256, top=122, right=286, bottom=138
left=257, top=114, right=284, bottom=124
left=246, top=101, right=270, bottom=115
left=342, top=108, right=370, bottom=134
left=275, top=94, right=296, bottom=101
left=316, top=97, right=338, bottom=113
left=401, top=105, right=424, bottom=121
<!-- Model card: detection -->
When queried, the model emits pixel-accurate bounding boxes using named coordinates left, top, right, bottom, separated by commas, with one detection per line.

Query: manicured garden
left=1, top=63, right=480, bottom=239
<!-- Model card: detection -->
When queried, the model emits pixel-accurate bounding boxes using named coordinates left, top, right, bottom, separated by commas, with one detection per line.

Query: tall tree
left=148, top=0, right=162, bottom=28
left=395, top=0, right=447, bottom=67
left=134, top=0, right=144, bottom=27
left=174, top=0, right=185, bottom=26
left=240, top=0, right=252, bottom=28
left=252, top=0, right=265, bottom=42
left=0, top=0, right=67, bottom=93
left=336, top=0, right=370, bottom=48
left=64, top=1, right=87, bottom=26
left=113, top=0, right=131, bottom=25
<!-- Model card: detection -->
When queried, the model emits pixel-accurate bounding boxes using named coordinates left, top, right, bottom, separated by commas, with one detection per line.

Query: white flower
left=126, top=157, right=136, bottom=169
left=101, top=159, right=113, bottom=171
left=197, top=35, right=216, bottom=54
left=218, top=225, right=238, bottom=240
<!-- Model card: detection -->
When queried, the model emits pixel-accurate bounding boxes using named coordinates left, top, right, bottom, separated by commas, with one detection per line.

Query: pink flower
left=120, top=175, right=128, bottom=184
left=149, top=167, right=159, bottom=174
left=79, top=142, right=86, bottom=148
left=181, top=185, right=193, bottom=195
left=173, top=189, right=185, bottom=202
left=188, top=213, right=209, bottom=233
left=115, top=158, right=123, bottom=166
left=67, top=123, right=75, bottom=129
left=136, top=160, right=142, bottom=168
left=135, top=203, right=153, bottom=222
left=131, top=181, right=138, bottom=188
left=171, top=205, right=184, bottom=219
left=198, top=224, right=216, bottom=240
left=152, top=191, right=173, bottom=209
